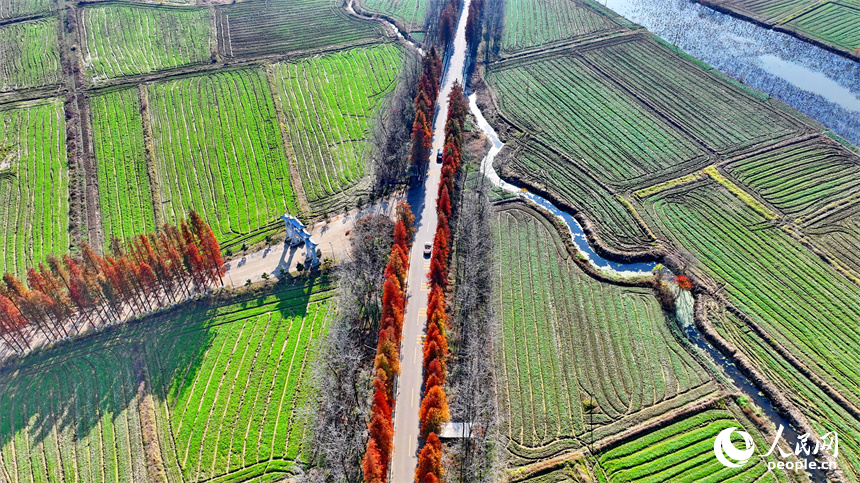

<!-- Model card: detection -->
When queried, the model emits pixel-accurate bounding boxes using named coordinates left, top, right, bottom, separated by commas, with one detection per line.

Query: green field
left=787, top=2, right=860, bottom=52
left=580, top=37, right=803, bottom=157
left=722, top=138, right=860, bottom=218
left=596, top=410, right=782, bottom=483
left=216, top=0, right=383, bottom=58
left=710, top=303, right=860, bottom=482
left=492, top=202, right=715, bottom=467
left=0, top=0, right=54, bottom=20
left=499, top=0, right=619, bottom=54
left=641, top=178, right=860, bottom=478
left=0, top=280, right=333, bottom=482
left=80, top=5, right=211, bottom=82
left=501, top=142, right=653, bottom=250
left=486, top=52, right=708, bottom=190
left=704, top=0, right=813, bottom=23
left=0, top=17, right=62, bottom=92
left=91, top=87, right=156, bottom=241
left=0, top=100, right=68, bottom=277
left=359, top=0, right=428, bottom=33
left=146, top=68, right=296, bottom=245
left=270, top=43, right=404, bottom=209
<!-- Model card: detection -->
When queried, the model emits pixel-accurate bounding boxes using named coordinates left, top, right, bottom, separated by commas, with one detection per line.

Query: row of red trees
left=363, top=202, right=416, bottom=483
left=411, top=47, right=442, bottom=170
left=416, top=82, right=469, bottom=483
left=0, top=212, right=224, bottom=353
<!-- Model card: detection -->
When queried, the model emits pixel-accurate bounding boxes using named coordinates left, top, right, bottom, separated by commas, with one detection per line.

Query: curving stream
left=470, top=83, right=828, bottom=483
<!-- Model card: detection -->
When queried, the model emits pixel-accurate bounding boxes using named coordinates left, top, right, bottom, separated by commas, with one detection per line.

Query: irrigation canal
left=604, top=0, right=860, bottom=147
left=471, top=62, right=830, bottom=483
left=378, top=0, right=841, bottom=477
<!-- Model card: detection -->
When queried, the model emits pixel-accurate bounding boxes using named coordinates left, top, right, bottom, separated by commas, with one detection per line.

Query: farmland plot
left=146, top=68, right=296, bottom=244
left=91, top=87, right=156, bottom=240
left=492, top=203, right=715, bottom=467
left=787, top=2, right=860, bottom=52
left=485, top=53, right=709, bottom=190
left=597, top=409, right=783, bottom=483
left=500, top=142, right=653, bottom=250
left=80, top=4, right=211, bottom=82
left=270, top=44, right=404, bottom=209
left=0, top=100, right=68, bottom=277
left=359, top=0, right=428, bottom=34
left=0, top=17, right=62, bottom=92
left=581, top=37, right=805, bottom=157
left=703, top=0, right=813, bottom=23
left=641, top=179, right=860, bottom=478
left=216, top=0, right=383, bottom=58
left=499, top=0, right=620, bottom=54
left=0, top=0, right=54, bottom=20
left=0, top=280, right=333, bottom=483
left=711, top=302, right=860, bottom=482
left=803, top=204, right=860, bottom=281
left=723, top=138, right=860, bottom=218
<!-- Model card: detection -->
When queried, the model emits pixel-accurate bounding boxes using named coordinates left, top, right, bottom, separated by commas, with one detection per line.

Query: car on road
left=423, top=242, right=432, bottom=257
left=436, top=150, right=443, bottom=163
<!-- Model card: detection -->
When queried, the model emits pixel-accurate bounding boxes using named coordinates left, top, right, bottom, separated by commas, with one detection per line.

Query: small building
left=438, top=422, right=479, bottom=440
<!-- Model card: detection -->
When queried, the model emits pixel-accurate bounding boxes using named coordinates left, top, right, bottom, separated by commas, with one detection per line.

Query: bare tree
left=370, top=54, right=421, bottom=192
left=446, top=185, right=505, bottom=481
left=301, top=214, right=395, bottom=482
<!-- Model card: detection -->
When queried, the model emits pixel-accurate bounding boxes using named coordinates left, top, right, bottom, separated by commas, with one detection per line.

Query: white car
left=423, top=242, right=432, bottom=257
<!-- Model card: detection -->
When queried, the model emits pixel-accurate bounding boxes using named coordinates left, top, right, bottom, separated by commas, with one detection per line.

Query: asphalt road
left=389, top=0, right=472, bottom=478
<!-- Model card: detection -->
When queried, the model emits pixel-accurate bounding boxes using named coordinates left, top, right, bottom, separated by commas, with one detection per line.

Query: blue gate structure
left=281, top=214, right=320, bottom=269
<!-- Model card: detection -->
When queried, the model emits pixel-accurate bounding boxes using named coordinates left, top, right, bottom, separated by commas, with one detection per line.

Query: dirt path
left=223, top=198, right=398, bottom=287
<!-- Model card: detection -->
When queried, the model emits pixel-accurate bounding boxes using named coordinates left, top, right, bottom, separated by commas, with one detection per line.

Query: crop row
left=216, top=0, right=382, bottom=58
left=500, top=0, right=618, bottom=54
left=712, top=303, right=860, bottom=482
left=0, top=17, right=62, bottom=92
left=90, top=86, right=156, bottom=241
left=788, top=2, right=860, bottom=51
left=806, top=214, right=860, bottom=280
left=146, top=68, right=297, bottom=245
left=709, top=0, right=812, bottom=23
left=164, top=293, right=330, bottom=481
left=486, top=54, right=707, bottom=189
left=270, top=44, right=404, bottom=205
left=359, top=0, right=427, bottom=33
left=581, top=38, right=803, bottom=156
left=0, top=0, right=54, bottom=21
left=0, top=344, right=148, bottom=482
left=508, top=142, right=653, bottom=251
left=80, top=4, right=211, bottom=82
left=597, top=409, right=778, bottom=483
left=0, top=100, right=68, bottom=277
left=644, top=179, right=860, bottom=414
left=0, top=280, right=333, bottom=482
left=493, top=206, right=709, bottom=459
left=724, top=139, right=860, bottom=218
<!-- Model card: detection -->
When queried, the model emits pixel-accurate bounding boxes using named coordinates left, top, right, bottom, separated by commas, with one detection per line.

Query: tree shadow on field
left=0, top=279, right=323, bottom=480
left=0, top=308, right=216, bottom=462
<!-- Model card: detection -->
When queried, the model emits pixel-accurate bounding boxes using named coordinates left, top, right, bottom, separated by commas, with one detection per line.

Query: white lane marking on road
left=414, top=346, right=417, bottom=364
left=411, top=388, right=415, bottom=408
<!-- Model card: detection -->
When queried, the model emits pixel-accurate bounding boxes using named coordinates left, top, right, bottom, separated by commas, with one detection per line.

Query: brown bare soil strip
left=133, top=347, right=168, bottom=483
left=263, top=64, right=310, bottom=217
left=137, top=84, right=163, bottom=227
